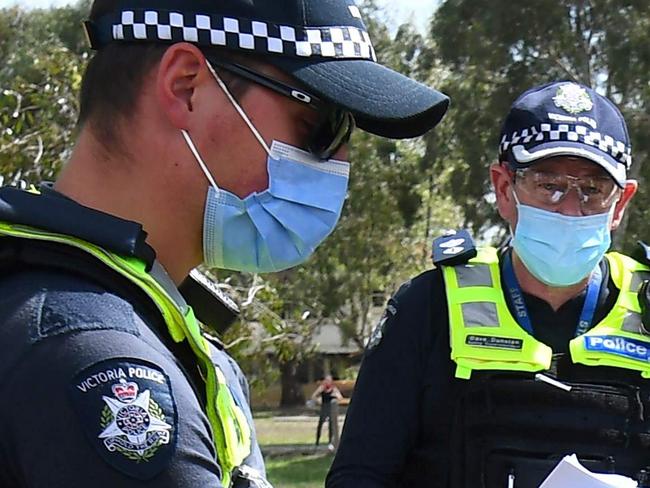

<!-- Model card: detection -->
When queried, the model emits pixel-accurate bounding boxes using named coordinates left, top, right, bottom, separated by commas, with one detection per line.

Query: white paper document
left=539, top=454, right=637, bottom=488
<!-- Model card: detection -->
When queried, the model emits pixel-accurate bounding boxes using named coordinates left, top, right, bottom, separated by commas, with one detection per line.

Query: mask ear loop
left=181, top=129, right=220, bottom=191
left=509, top=177, right=522, bottom=240
left=204, top=59, right=272, bottom=157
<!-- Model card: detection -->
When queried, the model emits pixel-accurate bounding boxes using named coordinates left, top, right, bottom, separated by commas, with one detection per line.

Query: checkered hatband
left=499, top=123, right=632, bottom=168
left=86, top=9, right=377, bottom=62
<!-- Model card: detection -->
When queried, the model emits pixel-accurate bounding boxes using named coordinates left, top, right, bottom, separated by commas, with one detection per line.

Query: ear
left=490, top=162, right=517, bottom=225
left=610, top=179, right=637, bottom=230
left=155, top=43, right=208, bottom=130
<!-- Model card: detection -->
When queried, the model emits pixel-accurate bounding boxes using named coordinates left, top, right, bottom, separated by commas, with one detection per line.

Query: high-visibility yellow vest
left=442, top=247, right=650, bottom=380
left=0, top=221, right=251, bottom=487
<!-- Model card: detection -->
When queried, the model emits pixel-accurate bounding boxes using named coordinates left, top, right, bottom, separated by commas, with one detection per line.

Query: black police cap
left=84, top=0, right=449, bottom=139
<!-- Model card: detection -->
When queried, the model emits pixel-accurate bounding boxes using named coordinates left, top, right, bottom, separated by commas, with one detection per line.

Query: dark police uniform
left=327, top=236, right=650, bottom=488
left=0, top=185, right=268, bottom=487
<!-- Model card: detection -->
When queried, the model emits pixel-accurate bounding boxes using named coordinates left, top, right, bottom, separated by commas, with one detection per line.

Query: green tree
left=1, top=3, right=90, bottom=185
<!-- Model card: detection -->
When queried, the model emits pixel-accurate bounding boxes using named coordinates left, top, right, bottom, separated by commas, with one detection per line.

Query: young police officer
left=328, top=81, right=650, bottom=488
left=0, top=0, right=449, bottom=486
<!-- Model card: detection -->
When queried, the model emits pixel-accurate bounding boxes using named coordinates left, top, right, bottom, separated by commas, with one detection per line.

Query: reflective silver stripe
left=621, top=312, right=650, bottom=335
left=462, top=302, right=499, bottom=328
left=455, top=264, right=493, bottom=288
left=629, top=271, right=650, bottom=294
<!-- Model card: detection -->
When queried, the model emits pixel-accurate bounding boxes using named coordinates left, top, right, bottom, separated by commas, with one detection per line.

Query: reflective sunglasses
left=209, top=60, right=355, bottom=160
left=514, top=168, right=621, bottom=215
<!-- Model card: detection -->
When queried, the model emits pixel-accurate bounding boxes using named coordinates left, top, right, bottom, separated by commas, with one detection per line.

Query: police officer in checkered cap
left=0, top=0, right=448, bottom=487
left=329, top=81, right=650, bottom=488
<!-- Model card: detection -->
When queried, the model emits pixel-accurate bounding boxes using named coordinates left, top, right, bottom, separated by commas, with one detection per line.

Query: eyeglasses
left=514, top=168, right=620, bottom=215
left=209, top=60, right=355, bottom=160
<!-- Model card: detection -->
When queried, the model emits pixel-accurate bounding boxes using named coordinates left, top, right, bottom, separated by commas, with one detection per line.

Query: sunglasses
left=209, top=60, right=355, bottom=160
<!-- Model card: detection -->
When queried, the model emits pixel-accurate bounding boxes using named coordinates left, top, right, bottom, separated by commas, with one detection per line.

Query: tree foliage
left=0, top=3, right=90, bottom=185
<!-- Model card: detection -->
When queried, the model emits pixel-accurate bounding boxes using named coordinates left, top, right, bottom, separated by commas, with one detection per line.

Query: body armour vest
left=439, top=247, right=650, bottom=488
left=0, top=219, right=252, bottom=488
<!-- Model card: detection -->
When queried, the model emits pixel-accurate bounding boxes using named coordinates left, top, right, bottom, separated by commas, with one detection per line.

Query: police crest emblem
left=99, top=380, right=172, bottom=462
left=553, top=83, right=593, bottom=114
left=69, top=359, right=177, bottom=480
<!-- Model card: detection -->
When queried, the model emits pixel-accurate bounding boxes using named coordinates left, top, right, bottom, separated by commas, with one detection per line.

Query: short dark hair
left=78, top=42, right=167, bottom=148
left=79, top=1, right=260, bottom=150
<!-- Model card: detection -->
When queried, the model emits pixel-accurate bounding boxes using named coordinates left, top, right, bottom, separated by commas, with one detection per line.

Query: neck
left=511, top=250, right=590, bottom=311
left=54, top=128, right=203, bottom=285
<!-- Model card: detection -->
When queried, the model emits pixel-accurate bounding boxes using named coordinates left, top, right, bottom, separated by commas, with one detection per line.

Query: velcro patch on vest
left=584, top=335, right=650, bottom=362
left=68, top=359, right=177, bottom=480
left=466, top=335, right=524, bottom=350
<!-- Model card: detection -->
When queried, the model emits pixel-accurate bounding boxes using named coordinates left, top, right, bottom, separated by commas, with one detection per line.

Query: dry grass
left=254, top=410, right=345, bottom=487
left=254, top=415, right=321, bottom=446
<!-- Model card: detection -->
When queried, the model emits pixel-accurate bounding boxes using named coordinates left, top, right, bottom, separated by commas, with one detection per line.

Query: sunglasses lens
left=309, top=110, right=355, bottom=160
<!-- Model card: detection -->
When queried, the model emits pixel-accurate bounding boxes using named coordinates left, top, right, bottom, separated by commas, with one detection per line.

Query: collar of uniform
left=0, top=183, right=156, bottom=270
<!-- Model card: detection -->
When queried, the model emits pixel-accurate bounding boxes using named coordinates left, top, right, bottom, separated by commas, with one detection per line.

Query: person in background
left=311, top=374, right=343, bottom=449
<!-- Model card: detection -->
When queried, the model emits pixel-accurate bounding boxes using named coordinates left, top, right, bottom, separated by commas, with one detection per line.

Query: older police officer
left=328, top=81, right=650, bottom=488
left=0, top=0, right=449, bottom=486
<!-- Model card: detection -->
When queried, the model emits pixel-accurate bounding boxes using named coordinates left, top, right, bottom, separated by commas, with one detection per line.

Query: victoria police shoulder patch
left=68, top=358, right=177, bottom=480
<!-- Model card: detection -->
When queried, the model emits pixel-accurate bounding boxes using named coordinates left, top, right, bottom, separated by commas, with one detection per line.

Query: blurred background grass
left=266, top=454, right=334, bottom=488
left=256, top=412, right=341, bottom=487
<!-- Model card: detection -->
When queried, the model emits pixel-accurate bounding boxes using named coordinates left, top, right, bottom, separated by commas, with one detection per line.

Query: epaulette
left=431, top=229, right=477, bottom=267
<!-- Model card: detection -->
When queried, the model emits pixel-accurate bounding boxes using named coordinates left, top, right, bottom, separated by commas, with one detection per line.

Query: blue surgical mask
left=181, top=63, right=350, bottom=273
left=511, top=191, right=614, bottom=287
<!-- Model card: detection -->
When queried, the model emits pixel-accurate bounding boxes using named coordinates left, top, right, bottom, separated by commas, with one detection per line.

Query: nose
left=555, top=185, right=584, bottom=216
